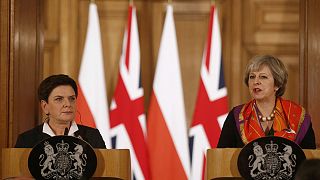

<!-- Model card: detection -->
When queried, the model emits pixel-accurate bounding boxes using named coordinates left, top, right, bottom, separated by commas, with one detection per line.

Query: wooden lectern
left=206, top=148, right=320, bottom=180
left=2, top=148, right=131, bottom=180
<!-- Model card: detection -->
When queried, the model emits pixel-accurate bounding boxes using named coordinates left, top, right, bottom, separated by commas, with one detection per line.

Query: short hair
left=38, top=74, right=78, bottom=102
left=244, top=55, right=288, bottom=97
left=295, top=159, right=320, bottom=180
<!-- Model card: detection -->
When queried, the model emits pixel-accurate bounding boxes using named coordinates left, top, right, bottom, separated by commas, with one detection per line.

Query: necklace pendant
left=258, top=111, right=275, bottom=122
left=262, top=117, right=267, bottom=122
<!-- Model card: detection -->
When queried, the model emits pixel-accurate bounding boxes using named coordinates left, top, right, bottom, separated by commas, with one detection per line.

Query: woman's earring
left=44, top=113, right=50, bottom=122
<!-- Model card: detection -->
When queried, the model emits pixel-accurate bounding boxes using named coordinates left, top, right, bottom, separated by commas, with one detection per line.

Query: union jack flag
left=189, top=5, right=228, bottom=180
left=109, top=5, right=150, bottom=180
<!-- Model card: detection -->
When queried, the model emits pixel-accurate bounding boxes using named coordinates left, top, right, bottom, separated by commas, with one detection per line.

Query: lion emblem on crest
left=38, top=140, right=87, bottom=179
left=247, top=141, right=297, bottom=180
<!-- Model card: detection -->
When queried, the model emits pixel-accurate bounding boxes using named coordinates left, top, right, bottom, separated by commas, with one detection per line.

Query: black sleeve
left=14, top=125, right=50, bottom=148
left=299, top=122, right=316, bottom=149
left=14, top=134, right=27, bottom=148
left=92, top=129, right=107, bottom=149
left=217, top=108, right=244, bottom=148
left=85, top=128, right=107, bottom=149
left=14, top=131, right=44, bottom=148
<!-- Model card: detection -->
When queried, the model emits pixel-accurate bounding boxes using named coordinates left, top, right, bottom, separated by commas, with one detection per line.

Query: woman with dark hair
left=217, top=55, right=316, bottom=149
left=15, top=74, right=106, bottom=148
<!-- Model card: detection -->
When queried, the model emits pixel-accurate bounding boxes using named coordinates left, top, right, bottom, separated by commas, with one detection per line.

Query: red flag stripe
left=77, top=2, right=110, bottom=147
left=109, top=76, right=149, bottom=179
left=205, top=6, right=215, bottom=70
left=191, top=80, right=228, bottom=147
left=147, top=94, right=188, bottom=180
left=125, top=6, right=133, bottom=69
left=189, top=5, right=228, bottom=180
left=76, top=85, right=96, bottom=128
left=109, top=5, right=150, bottom=180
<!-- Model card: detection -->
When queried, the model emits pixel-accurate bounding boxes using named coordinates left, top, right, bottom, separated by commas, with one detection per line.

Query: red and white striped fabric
left=109, top=5, right=150, bottom=180
left=76, top=2, right=110, bottom=148
left=189, top=5, right=228, bottom=180
left=147, top=5, right=190, bottom=180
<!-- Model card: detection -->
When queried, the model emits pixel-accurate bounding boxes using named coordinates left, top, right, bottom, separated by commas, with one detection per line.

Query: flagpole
left=130, top=0, right=133, bottom=6
left=168, top=0, right=172, bottom=5
left=211, top=0, right=215, bottom=6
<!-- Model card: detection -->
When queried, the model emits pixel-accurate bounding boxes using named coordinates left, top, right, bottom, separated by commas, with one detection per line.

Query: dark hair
left=38, top=74, right=78, bottom=102
left=295, top=159, right=320, bottom=180
left=244, top=55, right=288, bottom=97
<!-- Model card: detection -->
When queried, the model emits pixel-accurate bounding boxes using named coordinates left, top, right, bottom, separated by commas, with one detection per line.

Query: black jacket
left=15, top=124, right=106, bottom=148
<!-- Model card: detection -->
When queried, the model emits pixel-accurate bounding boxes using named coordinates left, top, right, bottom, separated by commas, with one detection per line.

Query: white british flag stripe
left=110, top=125, right=145, bottom=180
left=218, top=113, right=228, bottom=130
left=138, top=114, right=147, bottom=138
left=201, top=8, right=226, bottom=101
left=110, top=98, right=117, bottom=111
left=189, top=5, right=228, bottom=180
left=189, top=125, right=210, bottom=180
left=119, top=7, right=143, bottom=100
left=189, top=113, right=227, bottom=180
left=109, top=5, right=150, bottom=180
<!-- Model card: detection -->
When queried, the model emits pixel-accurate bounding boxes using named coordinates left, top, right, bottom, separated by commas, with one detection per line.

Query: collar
left=43, top=121, right=79, bottom=137
left=239, top=97, right=305, bottom=144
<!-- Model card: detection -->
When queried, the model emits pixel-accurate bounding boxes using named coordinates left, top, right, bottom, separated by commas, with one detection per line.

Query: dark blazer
left=15, top=124, right=106, bottom=148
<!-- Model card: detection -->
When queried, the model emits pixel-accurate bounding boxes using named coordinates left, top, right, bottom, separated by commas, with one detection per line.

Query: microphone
left=64, top=127, right=69, bottom=136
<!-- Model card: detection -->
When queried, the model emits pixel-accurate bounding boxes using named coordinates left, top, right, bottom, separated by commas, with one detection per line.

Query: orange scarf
left=239, top=98, right=305, bottom=144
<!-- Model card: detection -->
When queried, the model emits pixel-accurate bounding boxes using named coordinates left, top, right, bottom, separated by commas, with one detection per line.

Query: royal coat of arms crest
left=28, top=136, right=97, bottom=180
left=238, top=136, right=306, bottom=180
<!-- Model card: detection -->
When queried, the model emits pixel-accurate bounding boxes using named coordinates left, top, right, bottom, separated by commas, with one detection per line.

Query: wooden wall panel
left=41, top=0, right=301, bottom=128
left=12, top=0, right=43, bottom=144
left=0, top=0, right=42, bottom=176
left=43, top=0, right=60, bottom=77
left=175, top=2, right=210, bottom=127
left=221, top=0, right=243, bottom=107
left=43, top=0, right=79, bottom=80
left=1, top=1, right=319, bottom=177
left=243, top=0, right=299, bottom=44
left=240, top=0, right=300, bottom=103
left=95, top=1, right=128, bottom=102
left=150, top=1, right=210, bottom=127
left=43, top=0, right=212, bottom=127
left=300, top=0, right=320, bottom=147
left=0, top=0, right=11, bottom=177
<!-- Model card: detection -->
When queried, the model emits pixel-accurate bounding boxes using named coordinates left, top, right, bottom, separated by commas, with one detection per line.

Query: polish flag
left=109, top=5, right=150, bottom=180
left=76, top=2, right=110, bottom=148
left=147, top=5, right=190, bottom=180
left=189, top=5, right=228, bottom=180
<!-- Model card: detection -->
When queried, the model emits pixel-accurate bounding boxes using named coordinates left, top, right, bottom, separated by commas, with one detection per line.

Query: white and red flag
left=189, top=5, right=228, bottom=180
left=109, top=5, right=150, bottom=180
left=76, top=2, right=111, bottom=148
left=147, top=5, right=190, bottom=180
